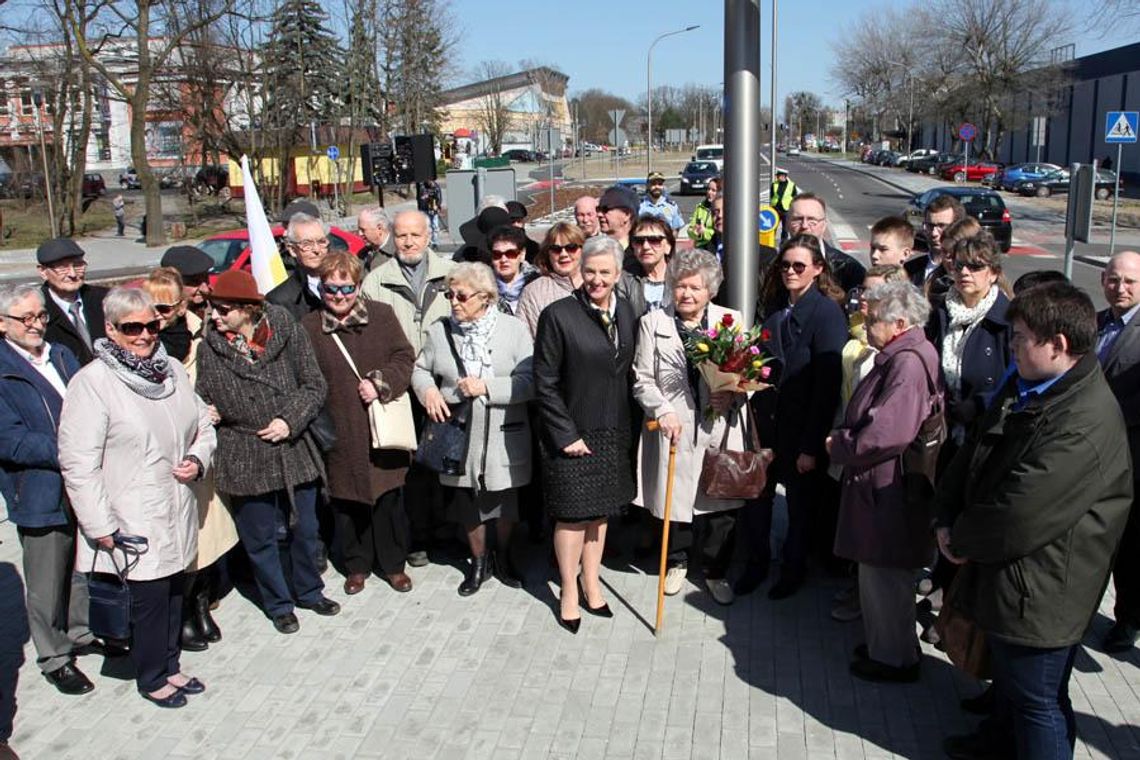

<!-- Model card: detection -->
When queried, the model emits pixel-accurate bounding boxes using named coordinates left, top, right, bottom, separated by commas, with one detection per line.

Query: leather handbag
left=415, top=322, right=471, bottom=475
left=934, top=569, right=991, bottom=679
left=698, top=404, right=774, bottom=500
left=330, top=334, right=417, bottom=452
left=87, top=533, right=148, bottom=641
left=307, top=406, right=338, bottom=453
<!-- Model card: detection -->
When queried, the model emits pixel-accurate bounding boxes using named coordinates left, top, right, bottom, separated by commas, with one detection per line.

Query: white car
left=787, top=147, right=801, bottom=156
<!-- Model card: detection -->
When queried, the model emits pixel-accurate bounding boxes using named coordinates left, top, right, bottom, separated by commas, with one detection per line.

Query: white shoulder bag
left=330, top=334, right=418, bottom=452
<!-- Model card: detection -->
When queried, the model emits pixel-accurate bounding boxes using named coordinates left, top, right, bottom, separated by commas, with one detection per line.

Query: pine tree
left=261, top=0, right=343, bottom=132
left=342, top=0, right=383, bottom=126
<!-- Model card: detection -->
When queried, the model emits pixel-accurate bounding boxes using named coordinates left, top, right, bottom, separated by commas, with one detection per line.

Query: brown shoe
left=385, top=572, right=413, bottom=593
left=343, top=574, right=367, bottom=595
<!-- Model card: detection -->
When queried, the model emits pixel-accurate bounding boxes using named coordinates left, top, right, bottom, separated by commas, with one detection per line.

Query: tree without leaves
left=569, top=88, right=636, bottom=146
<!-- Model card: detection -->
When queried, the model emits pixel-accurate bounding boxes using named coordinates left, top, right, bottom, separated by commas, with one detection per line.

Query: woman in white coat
left=59, top=287, right=216, bottom=709
left=633, top=249, right=750, bottom=606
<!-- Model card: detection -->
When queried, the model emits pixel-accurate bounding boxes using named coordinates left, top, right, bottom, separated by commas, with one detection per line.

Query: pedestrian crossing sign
left=1105, top=111, right=1138, bottom=144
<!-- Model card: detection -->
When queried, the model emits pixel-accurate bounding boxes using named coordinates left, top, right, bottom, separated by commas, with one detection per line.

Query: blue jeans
left=988, top=638, right=1078, bottom=759
left=232, top=482, right=324, bottom=617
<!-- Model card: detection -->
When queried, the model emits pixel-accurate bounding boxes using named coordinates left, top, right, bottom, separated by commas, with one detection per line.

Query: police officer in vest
left=770, top=168, right=798, bottom=241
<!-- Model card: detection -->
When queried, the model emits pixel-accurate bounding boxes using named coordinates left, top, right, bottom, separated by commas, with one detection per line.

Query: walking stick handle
left=646, top=420, right=660, bottom=432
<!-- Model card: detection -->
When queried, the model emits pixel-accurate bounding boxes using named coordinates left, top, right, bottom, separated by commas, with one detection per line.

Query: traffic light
left=361, top=141, right=397, bottom=186
left=361, top=135, right=436, bottom=186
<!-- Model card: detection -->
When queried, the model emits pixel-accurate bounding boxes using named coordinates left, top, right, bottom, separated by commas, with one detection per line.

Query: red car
left=198, top=225, right=367, bottom=282
left=940, top=161, right=1002, bottom=183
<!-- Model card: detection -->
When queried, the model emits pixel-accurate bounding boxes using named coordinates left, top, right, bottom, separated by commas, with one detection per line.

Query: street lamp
left=31, top=89, right=58, bottom=238
left=647, top=24, right=700, bottom=175
left=885, top=60, right=915, bottom=156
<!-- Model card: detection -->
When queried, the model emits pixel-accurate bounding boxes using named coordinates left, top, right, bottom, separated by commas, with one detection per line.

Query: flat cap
left=36, top=238, right=86, bottom=265
left=160, top=245, right=213, bottom=277
left=597, top=185, right=640, bottom=215
left=647, top=171, right=666, bottom=182
left=506, top=200, right=527, bottom=221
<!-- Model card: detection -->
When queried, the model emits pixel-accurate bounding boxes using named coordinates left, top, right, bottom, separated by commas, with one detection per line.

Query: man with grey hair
left=361, top=209, right=455, bottom=567
left=0, top=283, right=109, bottom=697
left=574, top=195, right=601, bottom=238
left=36, top=238, right=107, bottom=366
left=266, top=212, right=332, bottom=320
left=357, top=206, right=395, bottom=272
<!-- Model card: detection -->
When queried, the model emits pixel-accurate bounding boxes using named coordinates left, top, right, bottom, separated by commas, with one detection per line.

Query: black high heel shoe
left=578, top=580, right=613, bottom=618
left=556, top=612, right=581, bottom=634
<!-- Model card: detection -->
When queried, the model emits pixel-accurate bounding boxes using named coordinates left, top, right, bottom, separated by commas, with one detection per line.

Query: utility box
left=443, top=168, right=517, bottom=243
left=1065, top=163, right=1096, bottom=244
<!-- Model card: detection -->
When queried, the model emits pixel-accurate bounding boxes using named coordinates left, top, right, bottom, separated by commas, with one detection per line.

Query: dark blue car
left=992, top=162, right=1064, bottom=191
left=679, top=161, right=720, bottom=195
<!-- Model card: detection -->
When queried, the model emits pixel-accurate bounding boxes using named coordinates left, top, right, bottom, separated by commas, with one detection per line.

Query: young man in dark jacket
left=936, top=282, right=1133, bottom=760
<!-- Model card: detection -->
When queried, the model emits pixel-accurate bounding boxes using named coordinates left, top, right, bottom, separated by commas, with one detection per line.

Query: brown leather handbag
left=698, top=404, right=774, bottom=499
left=935, top=568, right=991, bottom=679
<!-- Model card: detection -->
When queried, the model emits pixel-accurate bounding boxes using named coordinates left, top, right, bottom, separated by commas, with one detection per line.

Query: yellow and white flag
left=241, top=155, right=287, bottom=293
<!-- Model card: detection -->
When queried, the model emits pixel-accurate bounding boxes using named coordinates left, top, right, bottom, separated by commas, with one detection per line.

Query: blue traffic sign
left=326, top=145, right=340, bottom=161
left=1105, top=111, right=1138, bottom=144
left=758, top=206, right=779, bottom=233
left=958, top=122, right=977, bottom=142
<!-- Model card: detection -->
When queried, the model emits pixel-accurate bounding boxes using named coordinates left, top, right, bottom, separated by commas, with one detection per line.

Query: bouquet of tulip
left=682, top=313, right=774, bottom=419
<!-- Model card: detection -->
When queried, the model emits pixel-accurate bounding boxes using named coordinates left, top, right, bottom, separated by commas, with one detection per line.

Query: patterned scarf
left=321, top=299, right=369, bottom=334
left=93, top=338, right=176, bottom=400
left=450, top=307, right=498, bottom=380
left=941, top=284, right=1000, bottom=398
left=224, top=314, right=273, bottom=362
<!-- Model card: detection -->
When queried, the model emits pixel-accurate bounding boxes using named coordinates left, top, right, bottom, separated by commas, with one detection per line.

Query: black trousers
left=334, top=490, right=408, bottom=576
left=128, top=572, right=184, bottom=693
left=1112, top=486, right=1140, bottom=626
left=739, top=467, right=825, bottom=579
left=665, top=511, right=737, bottom=579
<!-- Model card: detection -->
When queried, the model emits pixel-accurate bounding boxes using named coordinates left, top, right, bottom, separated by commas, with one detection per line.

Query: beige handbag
left=330, top=334, right=417, bottom=452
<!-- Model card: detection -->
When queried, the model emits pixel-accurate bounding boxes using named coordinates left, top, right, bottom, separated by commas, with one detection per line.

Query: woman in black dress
left=534, top=236, right=637, bottom=633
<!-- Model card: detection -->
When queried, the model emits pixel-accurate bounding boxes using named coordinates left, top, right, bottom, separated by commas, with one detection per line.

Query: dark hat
left=278, top=199, right=320, bottom=224
left=36, top=238, right=86, bottom=266
left=598, top=185, right=639, bottom=215
left=647, top=171, right=666, bottom=182
left=209, top=270, right=264, bottom=303
left=160, top=245, right=213, bottom=277
left=506, top=200, right=527, bottom=221
left=476, top=206, right=511, bottom=235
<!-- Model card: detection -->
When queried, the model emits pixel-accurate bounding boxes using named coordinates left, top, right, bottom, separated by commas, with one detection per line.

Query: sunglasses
left=443, top=290, right=482, bottom=303
left=491, top=248, right=523, bottom=260
left=116, top=319, right=161, bottom=337
left=953, top=260, right=989, bottom=273
left=632, top=235, right=666, bottom=246
left=321, top=283, right=357, bottom=296
left=153, top=302, right=181, bottom=315
left=210, top=302, right=240, bottom=316
left=779, top=260, right=809, bottom=274
left=548, top=243, right=581, bottom=255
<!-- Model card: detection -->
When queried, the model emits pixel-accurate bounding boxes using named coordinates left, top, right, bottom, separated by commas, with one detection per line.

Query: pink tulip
left=760, top=365, right=772, bottom=379
left=748, top=345, right=761, bottom=355
left=707, top=329, right=719, bottom=339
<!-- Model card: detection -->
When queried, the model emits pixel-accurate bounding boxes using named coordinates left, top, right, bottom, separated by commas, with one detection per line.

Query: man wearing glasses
left=905, top=194, right=965, bottom=291
left=784, top=193, right=866, bottom=294
left=36, top=238, right=107, bottom=366
left=267, top=212, right=333, bottom=320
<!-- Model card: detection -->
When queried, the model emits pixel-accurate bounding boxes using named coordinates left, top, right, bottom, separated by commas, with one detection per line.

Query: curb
left=1075, top=255, right=1108, bottom=269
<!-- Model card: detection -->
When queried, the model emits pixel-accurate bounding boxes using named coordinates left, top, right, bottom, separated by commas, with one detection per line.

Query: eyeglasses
left=491, top=248, right=523, bottom=260
left=548, top=243, right=581, bottom=255
left=46, top=260, right=87, bottom=273
left=787, top=215, right=825, bottom=227
left=210, top=302, right=240, bottom=316
left=289, top=238, right=329, bottom=251
left=115, top=320, right=161, bottom=337
left=779, top=260, right=809, bottom=274
left=3, top=311, right=49, bottom=327
left=953, top=260, right=990, bottom=273
left=443, top=290, right=482, bottom=303
left=632, top=235, right=666, bottom=246
left=321, top=283, right=357, bottom=296
left=153, top=302, right=181, bottom=316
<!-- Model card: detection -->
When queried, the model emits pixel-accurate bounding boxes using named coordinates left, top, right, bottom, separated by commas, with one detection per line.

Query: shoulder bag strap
left=330, top=333, right=363, bottom=381
left=718, top=399, right=762, bottom=452
left=897, top=348, right=940, bottom=410
left=442, top=320, right=468, bottom=377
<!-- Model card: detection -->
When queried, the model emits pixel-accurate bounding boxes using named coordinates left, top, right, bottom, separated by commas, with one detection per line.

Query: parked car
left=907, top=152, right=958, bottom=175
left=119, top=167, right=183, bottom=190
left=82, top=173, right=106, bottom=198
left=896, top=148, right=939, bottom=166
left=787, top=146, right=801, bottom=156
left=875, top=150, right=903, bottom=167
left=199, top=225, right=367, bottom=281
left=679, top=161, right=720, bottom=195
left=904, top=186, right=1012, bottom=253
left=1012, top=169, right=1122, bottom=200
left=119, top=168, right=141, bottom=189
left=194, top=165, right=229, bottom=194
left=940, top=160, right=1002, bottom=183
left=989, top=162, right=1064, bottom=191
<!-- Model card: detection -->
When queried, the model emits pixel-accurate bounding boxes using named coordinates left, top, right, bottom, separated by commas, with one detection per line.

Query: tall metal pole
left=1110, top=143, right=1123, bottom=256
left=647, top=25, right=700, bottom=176
left=769, top=0, right=777, bottom=184
left=724, top=0, right=761, bottom=327
left=907, top=75, right=914, bottom=155
left=32, top=92, right=57, bottom=238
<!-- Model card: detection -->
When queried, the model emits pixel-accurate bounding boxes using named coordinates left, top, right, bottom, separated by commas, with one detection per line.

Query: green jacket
left=688, top=201, right=715, bottom=248
left=935, top=352, right=1133, bottom=648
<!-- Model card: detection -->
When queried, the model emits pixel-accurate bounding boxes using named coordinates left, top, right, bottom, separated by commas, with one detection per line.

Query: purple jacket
left=830, top=327, right=942, bottom=569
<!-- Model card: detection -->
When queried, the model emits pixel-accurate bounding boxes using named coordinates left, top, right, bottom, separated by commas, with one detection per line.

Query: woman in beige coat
left=59, top=286, right=216, bottom=709
left=633, top=249, right=750, bottom=606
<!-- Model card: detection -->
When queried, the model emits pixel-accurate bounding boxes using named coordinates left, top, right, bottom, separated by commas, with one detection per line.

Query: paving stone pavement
left=1, top=512, right=1138, bottom=760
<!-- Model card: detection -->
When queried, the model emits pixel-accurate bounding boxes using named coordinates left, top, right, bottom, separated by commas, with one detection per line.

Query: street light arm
left=647, top=24, right=701, bottom=174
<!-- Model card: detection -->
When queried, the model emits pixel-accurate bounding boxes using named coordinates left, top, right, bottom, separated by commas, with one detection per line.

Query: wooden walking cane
left=646, top=420, right=678, bottom=636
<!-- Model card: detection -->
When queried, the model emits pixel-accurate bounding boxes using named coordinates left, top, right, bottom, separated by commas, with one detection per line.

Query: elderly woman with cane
left=59, top=286, right=216, bottom=708
left=534, top=236, right=638, bottom=633
left=633, top=249, right=750, bottom=607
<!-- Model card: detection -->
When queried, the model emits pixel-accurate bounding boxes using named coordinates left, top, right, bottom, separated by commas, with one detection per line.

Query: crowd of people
left=0, top=170, right=1137, bottom=760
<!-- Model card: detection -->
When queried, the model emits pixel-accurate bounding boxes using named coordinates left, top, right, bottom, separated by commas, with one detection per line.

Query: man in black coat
left=36, top=238, right=107, bottom=365
left=904, top=194, right=964, bottom=293
left=784, top=193, right=866, bottom=294
left=266, top=212, right=331, bottom=320
left=356, top=206, right=396, bottom=272
left=1097, top=250, right=1140, bottom=654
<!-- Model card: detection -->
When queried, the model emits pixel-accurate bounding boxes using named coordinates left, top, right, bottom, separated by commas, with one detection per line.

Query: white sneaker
left=663, top=564, right=688, bottom=595
left=707, top=578, right=735, bottom=606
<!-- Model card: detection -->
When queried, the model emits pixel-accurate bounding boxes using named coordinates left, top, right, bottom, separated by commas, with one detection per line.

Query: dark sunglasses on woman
left=779, top=260, right=808, bottom=274
left=953, top=260, right=988, bottom=273
left=116, top=320, right=162, bottom=336
left=632, top=235, right=666, bottom=246
left=548, top=243, right=581, bottom=254
left=321, top=283, right=357, bottom=296
left=210, top=302, right=239, bottom=316
left=443, top=290, right=480, bottom=303
left=152, top=302, right=180, bottom=316
left=491, top=248, right=522, bottom=260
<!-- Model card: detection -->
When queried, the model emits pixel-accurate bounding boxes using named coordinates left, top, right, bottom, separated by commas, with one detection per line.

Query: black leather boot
left=458, top=554, right=489, bottom=596
left=180, top=573, right=208, bottom=652
left=195, top=571, right=221, bottom=643
left=493, top=549, right=524, bottom=589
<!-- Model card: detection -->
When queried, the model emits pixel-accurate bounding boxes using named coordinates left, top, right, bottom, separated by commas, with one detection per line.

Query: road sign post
left=1105, top=111, right=1137, bottom=256
left=959, top=123, right=976, bottom=176
left=1064, top=163, right=1097, bottom=279
left=326, top=145, right=340, bottom=212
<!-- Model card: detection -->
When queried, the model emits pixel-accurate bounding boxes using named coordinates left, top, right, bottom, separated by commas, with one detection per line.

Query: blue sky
left=447, top=0, right=1138, bottom=108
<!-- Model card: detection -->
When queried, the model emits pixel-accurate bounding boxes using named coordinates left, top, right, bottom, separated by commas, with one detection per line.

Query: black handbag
left=87, top=533, right=148, bottom=641
left=307, top=406, right=338, bottom=453
left=415, top=322, right=471, bottom=475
